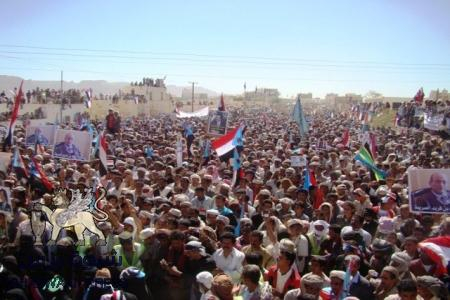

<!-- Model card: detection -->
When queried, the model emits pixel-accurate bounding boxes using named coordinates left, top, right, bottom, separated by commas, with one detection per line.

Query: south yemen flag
left=96, top=131, right=109, bottom=176
left=212, top=127, right=240, bottom=161
left=3, top=81, right=23, bottom=151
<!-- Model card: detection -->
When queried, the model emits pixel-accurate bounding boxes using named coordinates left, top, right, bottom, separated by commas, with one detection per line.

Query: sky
left=0, top=0, right=449, bottom=98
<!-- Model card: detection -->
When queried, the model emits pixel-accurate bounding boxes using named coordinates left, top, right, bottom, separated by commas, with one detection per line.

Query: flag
left=292, top=96, right=309, bottom=137
left=414, top=87, right=424, bottom=104
left=343, top=256, right=358, bottom=298
left=95, top=131, right=109, bottom=176
left=419, top=236, right=450, bottom=276
left=218, top=93, right=225, bottom=111
left=12, top=148, right=28, bottom=179
left=303, top=167, right=311, bottom=191
left=342, top=129, right=350, bottom=148
left=202, top=139, right=211, bottom=166
left=243, top=82, right=246, bottom=90
left=361, top=132, right=378, bottom=159
left=84, top=89, right=92, bottom=108
left=211, top=127, right=241, bottom=161
left=3, top=81, right=23, bottom=151
left=354, top=146, right=386, bottom=181
left=313, top=186, right=324, bottom=210
left=29, top=158, right=53, bottom=192
left=183, top=122, right=194, bottom=158
left=134, top=96, right=139, bottom=105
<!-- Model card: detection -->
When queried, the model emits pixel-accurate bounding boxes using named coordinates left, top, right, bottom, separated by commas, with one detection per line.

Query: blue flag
left=232, top=125, right=244, bottom=147
left=232, top=148, right=241, bottom=171
left=292, top=96, right=309, bottom=136
left=303, top=167, right=311, bottom=191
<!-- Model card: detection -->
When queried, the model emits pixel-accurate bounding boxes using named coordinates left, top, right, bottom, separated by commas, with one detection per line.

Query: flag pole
left=60, top=70, right=63, bottom=124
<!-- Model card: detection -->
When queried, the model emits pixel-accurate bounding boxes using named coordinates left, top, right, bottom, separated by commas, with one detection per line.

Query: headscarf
left=417, top=275, right=448, bottom=299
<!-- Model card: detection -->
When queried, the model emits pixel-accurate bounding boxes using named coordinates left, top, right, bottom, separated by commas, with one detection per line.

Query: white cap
left=139, top=228, right=155, bottom=240
left=196, top=271, right=213, bottom=289
left=206, top=209, right=219, bottom=216
left=169, top=208, right=182, bottom=218
left=216, top=215, right=230, bottom=226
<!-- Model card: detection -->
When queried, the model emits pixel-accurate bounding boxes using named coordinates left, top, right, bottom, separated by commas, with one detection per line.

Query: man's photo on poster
left=207, top=110, right=228, bottom=135
left=53, top=129, right=92, bottom=161
left=409, top=169, right=450, bottom=214
left=25, top=126, right=56, bottom=146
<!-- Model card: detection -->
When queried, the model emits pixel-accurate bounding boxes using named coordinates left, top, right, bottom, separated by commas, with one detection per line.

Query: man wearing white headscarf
left=390, top=252, right=416, bottom=281
left=307, top=220, right=329, bottom=255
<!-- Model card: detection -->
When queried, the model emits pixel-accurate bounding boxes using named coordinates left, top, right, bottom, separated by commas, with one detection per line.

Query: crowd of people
left=0, top=101, right=448, bottom=300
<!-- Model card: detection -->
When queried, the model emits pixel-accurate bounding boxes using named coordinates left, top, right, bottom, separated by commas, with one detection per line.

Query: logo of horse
left=32, top=187, right=108, bottom=245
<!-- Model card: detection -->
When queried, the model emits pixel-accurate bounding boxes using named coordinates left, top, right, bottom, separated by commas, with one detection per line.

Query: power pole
left=188, top=81, right=197, bottom=112
left=60, top=70, right=63, bottom=124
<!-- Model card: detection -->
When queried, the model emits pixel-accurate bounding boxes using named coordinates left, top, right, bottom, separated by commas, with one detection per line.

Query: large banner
left=207, top=110, right=229, bottom=135
left=424, top=113, right=444, bottom=131
left=53, top=129, right=92, bottom=161
left=176, top=107, right=209, bottom=118
left=25, top=125, right=56, bottom=146
left=408, top=168, right=450, bottom=214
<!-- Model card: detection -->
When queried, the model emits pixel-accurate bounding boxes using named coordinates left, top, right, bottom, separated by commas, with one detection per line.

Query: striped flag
left=3, top=81, right=23, bottom=151
left=419, top=236, right=449, bottom=276
left=96, top=131, right=109, bottom=176
left=212, top=126, right=241, bottom=161
left=342, top=128, right=350, bottom=148
left=354, top=146, right=386, bottom=181
left=84, top=88, right=92, bottom=108
left=30, top=157, right=53, bottom=192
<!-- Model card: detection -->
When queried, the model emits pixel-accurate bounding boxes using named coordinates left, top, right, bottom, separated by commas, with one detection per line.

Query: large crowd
left=0, top=100, right=449, bottom=300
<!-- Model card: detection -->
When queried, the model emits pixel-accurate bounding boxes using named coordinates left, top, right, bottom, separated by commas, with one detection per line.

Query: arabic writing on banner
left=424, top=113, right=444, bottom=131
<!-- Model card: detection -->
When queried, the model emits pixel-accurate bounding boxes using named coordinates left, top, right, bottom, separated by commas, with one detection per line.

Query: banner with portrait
left=25, top=125, right=56, bottom=146
left=53, top=129, right=92, bottom=161
left=207, top=110, right=229, bottom=136
left=408, top=168, right=450, bottom=214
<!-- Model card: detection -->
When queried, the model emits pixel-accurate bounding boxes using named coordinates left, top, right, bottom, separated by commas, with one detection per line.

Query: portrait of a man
left=26, top=127, right=50, bottom=145
left=411, top=172, right=450, bottom=211
left=54, top=132, right=83, bottom=160
left=208, top=111, right=228, bottom=135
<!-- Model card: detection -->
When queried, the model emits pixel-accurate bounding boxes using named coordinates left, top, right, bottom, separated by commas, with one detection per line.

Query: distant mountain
left=0, top=75, right=218, bottom=98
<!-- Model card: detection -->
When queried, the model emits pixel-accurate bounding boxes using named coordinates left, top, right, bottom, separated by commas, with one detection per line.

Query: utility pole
left=188, top=81, right=197, bottom=112
left=60, top=70, right=63, bottom=124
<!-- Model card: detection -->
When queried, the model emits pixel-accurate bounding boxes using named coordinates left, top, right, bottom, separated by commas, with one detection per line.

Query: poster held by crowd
left=409, top=169, right=450, bottom=214
left=53, top=129, right=92, bottom=161
left=207, top=110, right=228, bottom=136
left=25, top=125, right=56, bottom=146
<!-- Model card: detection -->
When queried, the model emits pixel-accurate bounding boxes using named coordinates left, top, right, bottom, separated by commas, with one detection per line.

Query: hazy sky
left=1, top=0, right=449, bottom=98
